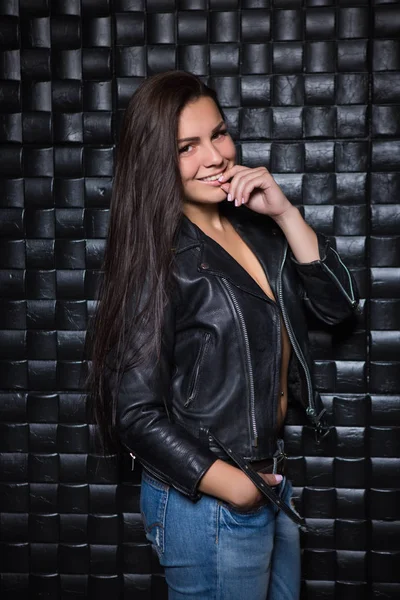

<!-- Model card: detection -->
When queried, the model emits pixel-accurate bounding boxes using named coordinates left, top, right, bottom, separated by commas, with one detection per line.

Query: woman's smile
left=197, top=178, right=225, bottom=187
left=197, top=167, right=229, bottom=185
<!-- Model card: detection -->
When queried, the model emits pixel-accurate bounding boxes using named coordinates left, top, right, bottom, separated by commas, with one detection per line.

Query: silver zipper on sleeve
left=277, top=245, right=316, bottom=420
left=321, top=247, right=358, bottom=308
left=221, top=278, right=259, bottom=447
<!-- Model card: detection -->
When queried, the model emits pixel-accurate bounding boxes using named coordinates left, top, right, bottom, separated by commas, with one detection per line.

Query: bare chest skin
left=203, top=219, right=292, bottom=431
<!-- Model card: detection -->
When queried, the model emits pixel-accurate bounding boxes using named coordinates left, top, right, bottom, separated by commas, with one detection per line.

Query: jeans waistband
left=221, top=438, right=286, bottom=472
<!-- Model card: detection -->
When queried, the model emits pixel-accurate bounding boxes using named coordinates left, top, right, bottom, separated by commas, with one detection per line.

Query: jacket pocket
left=140, top=469, right=169, bottom=558
left=184, top=331, right=211, bottom=408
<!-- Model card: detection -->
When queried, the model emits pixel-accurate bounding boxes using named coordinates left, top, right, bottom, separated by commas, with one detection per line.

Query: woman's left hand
left=218, top=165, right=292, bottom=220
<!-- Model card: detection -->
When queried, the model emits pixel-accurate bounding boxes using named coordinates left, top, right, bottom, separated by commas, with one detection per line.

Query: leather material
left=0, top=2, right=397, bottom=596
left=110, top=202, right=359, bottom=501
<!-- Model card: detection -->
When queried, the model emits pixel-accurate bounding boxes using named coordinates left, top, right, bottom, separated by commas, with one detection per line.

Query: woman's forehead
left=178, top=98, right=222, bottom=135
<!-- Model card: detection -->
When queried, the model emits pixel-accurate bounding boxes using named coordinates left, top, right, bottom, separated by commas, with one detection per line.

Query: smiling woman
left=87, top=69, right=359, bottom=600
left=177, top=98, right=236, bottom=206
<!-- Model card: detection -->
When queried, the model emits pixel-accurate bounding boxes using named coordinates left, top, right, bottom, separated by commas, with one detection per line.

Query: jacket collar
left=175, top=203, right=287, bottom=303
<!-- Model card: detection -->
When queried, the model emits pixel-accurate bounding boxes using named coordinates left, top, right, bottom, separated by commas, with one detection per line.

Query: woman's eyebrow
left=177, top=120, right=225, bottom=144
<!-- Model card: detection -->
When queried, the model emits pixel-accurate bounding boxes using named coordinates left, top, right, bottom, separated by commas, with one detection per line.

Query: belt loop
left=273, top=438, right=285, bottom=460
left=276, top=438, right=285, bottom=455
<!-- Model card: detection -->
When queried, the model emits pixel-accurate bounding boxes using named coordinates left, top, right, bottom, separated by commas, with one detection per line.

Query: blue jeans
left=140, top=468, right=301, bottom=600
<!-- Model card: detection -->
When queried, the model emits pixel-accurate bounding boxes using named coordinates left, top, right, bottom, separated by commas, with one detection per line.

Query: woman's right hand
left=229, top=468, right=282, bottom=511
left=198, top=459, right=282, bottom=511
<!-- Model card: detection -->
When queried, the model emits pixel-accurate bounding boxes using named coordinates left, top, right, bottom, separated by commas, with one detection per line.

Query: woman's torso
left=196, top=215, right=292, bottom=432
left=168, top=204, right=313, bottom=462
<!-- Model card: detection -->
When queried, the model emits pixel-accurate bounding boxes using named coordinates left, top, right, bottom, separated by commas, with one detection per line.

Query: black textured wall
left=0, top=0, right=399, bottom=598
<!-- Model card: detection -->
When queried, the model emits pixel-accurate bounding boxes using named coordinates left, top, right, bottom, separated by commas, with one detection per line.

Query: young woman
left=88, top=70, right=359, bottom=600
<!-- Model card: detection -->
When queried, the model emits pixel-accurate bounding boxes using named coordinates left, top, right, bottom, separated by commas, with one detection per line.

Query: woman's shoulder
left=173, top=214, right=202, bottom=255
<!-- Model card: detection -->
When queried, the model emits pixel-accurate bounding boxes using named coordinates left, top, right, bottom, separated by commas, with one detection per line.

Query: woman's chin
left=185, top=188, right=227, bottom=205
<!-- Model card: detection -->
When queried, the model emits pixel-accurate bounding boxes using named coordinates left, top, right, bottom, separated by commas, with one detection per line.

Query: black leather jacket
left=111, top=203, right=359, bottom=501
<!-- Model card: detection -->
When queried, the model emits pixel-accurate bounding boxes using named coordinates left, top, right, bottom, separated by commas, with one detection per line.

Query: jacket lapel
left=226, top=207, right=287, bottom=303
left=178, top=205, right=287, bottom=303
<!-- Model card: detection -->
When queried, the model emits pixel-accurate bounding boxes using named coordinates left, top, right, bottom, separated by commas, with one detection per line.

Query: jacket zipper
left=321, top=247, right=358, bottom=308
left=184, top=331, right=211, bottom=407
left=130, top=453, right=135, bottom=470
left=277, top=244, right=318, bottom=422
left=221, top=278, right=259, bottom=447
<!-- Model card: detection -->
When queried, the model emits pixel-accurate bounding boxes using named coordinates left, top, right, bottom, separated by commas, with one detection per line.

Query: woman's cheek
left=180, top=159, right=196, bottom=182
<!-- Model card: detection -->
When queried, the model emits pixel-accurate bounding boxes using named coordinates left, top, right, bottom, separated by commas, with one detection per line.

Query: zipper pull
left=306, top=406, right=317, bottom=422
left=129, top=453, right=136, bottom=471
left=253, top=435, right=258, bottom=448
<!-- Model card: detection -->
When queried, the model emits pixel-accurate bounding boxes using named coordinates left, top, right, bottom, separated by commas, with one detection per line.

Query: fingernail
left=227, top=193, right=232, bottom=202
left=275, top=475, right=283, bottom=483
left=241, top=197, right=245, bottom=204
left=218, top=175, right=225, bottom=181
left=234, top=198, right=238, bottom=206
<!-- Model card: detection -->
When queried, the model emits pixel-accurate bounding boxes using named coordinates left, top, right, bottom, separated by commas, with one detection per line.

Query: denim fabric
left=140, top=468, right=301, bottom=600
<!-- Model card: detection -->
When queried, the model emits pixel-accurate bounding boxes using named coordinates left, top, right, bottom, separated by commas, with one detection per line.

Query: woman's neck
left=183, top=201, right=227, bottom=234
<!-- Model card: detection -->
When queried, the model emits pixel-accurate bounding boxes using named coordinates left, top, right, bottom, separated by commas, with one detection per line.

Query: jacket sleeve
left=288, top=230, right=360, bottom=325
left=106, top=296, right=219, bottom=501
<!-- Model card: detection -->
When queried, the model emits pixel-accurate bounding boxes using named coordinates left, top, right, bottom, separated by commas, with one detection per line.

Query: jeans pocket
left=219, top=499, right=266, bottom=516
left=140, top=470, right=169, bottom=558
left=219, top=475, right=287, bottom=518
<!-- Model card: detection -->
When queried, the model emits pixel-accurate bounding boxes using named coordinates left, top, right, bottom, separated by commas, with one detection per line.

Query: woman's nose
left=202, top=142, right=224, bottom=166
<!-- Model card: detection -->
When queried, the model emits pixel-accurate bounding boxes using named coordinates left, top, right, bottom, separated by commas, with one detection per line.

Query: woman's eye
left=179, top=144, right=192, bottom=154
left=213, top=130, right=228, bottom=139
left=179, top=129, right=228, bottom=154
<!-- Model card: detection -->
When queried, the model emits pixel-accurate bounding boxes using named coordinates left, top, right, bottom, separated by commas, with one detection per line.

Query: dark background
left=0, top=0, right=399, bottom=598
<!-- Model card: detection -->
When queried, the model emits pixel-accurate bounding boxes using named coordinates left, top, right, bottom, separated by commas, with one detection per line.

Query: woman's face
left=177, top=96, right=236, bottom=206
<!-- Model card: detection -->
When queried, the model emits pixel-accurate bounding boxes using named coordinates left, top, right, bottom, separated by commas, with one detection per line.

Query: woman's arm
left=218, top=165, right=359, bottom=325
left=275, top=205, right=360, bottom=325
left=273, top=204, right=320, bottom=263
left=106, top=297, right=219, bottom=502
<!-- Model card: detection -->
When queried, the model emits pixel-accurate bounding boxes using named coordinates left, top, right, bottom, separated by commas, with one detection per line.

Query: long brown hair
left=85, top=71, right=226, bottom=455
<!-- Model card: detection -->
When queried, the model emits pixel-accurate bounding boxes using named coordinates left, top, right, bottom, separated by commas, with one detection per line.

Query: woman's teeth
left=200, top=174, right=222, bottom=182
